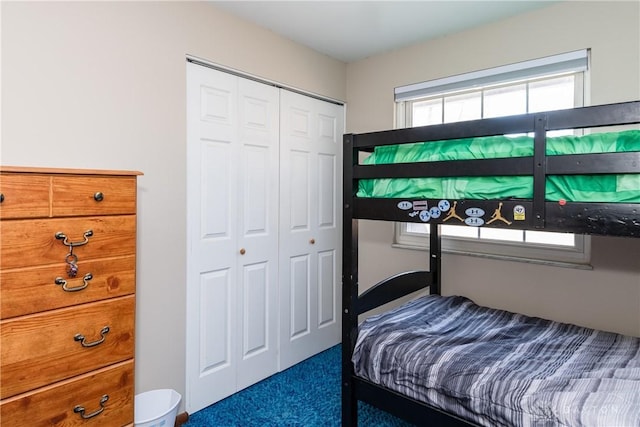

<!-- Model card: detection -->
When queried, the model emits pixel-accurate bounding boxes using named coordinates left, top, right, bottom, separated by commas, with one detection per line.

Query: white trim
left=391, top=242, right=593, bottom=270
left=395, top=223, right=592, bottom=268
left=186, top=54, right=345, bottom=106
left=395, top=49, right=588, bottom=101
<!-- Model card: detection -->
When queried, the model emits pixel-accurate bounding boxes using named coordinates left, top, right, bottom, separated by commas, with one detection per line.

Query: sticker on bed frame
left=398, top=200, right=441, bottom=222
left=465, top=217, right=485, bottom=226
left=463, top=207, right=486, bottom=226
left=513, top=205, right=526, bottom=221
left=465, top=207, right=485, bottom=217
left=438, top=200, right=451, bottom=212
left=417, top=206, right=442, bottom=222
left=442, top=201, right=464, bottom=222
left=399, top=199, right=515, bottom=227
left=419, top=210, right=431, bottom=222
left=413, top=200, right=428, bottom=211
left=486, top=202, right=512, bottom=225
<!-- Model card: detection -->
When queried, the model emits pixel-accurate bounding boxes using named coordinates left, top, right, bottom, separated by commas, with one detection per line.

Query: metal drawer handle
left=94, top=192, right=104, bottom=202
left=55, top=230, right=93, bottom=247
left=74, top=326, right=110, bottom=348
left=55, top=273, right=93, bottom=292
left=74, top=394, right=109, bottom=419
left=0, top=193, right=4, bottom=203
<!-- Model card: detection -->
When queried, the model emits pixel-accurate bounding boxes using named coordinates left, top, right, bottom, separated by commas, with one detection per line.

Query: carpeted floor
left=186, top=345, right=413, bottom=426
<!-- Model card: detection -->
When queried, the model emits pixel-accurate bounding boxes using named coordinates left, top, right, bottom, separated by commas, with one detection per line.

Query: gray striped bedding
left=353, top=295, right=640, bottom=426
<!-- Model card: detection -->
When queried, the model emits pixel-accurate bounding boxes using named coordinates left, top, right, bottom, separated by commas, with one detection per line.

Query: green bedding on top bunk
left=357, top=130, right=640, bottom=203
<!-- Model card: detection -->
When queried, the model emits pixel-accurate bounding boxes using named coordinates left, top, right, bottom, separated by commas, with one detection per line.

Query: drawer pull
left=94, top=191, right=104, bottom=202
left=55, top=229, right=94, bottom=248
left=74, top=394, right=109, bottom=419
left=0, top=193, right=4, bottom=203
left=55, top=273, right=93, bottom=292
left=75, top=326, right=110, bottom=348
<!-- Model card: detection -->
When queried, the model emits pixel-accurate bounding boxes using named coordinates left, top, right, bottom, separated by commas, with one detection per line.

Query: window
left=393, top=51, right=591, bottom=267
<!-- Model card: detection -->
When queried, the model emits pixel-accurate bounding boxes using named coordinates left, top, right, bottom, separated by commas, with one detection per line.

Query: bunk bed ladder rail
left=342, top=133, right=445, bottom=426
left=533, top=113, right=548, bottom=229
left=430, top=222, right=441, bottom=295
left=342, top=133, right=359, bottom=426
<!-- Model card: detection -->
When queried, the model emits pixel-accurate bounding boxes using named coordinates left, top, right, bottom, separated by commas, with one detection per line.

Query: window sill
left=391, top=243, right=594, bottom=270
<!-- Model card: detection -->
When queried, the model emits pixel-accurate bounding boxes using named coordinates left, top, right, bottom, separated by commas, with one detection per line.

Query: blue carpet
left=186, top=345, right=413, bottom=426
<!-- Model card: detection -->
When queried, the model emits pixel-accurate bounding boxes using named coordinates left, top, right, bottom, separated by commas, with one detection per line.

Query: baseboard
left=175, top=412, right=189, bottom=427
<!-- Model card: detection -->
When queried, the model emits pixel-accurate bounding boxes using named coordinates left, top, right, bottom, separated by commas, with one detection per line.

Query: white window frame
left=393, top=50, right=592, bottom=268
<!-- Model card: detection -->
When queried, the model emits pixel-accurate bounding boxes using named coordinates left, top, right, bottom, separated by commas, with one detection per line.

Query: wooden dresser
left=0, top=166, right=141, bottom=426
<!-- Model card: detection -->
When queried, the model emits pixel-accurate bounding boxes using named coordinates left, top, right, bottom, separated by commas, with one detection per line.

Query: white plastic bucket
left=134, top=389, right=181, bottom=427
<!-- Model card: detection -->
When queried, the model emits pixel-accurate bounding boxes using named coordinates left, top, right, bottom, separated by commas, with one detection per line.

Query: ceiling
left=212, top=1, right=558, bottom=63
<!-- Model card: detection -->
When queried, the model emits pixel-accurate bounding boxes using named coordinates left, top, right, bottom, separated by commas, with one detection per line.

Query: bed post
left=342, top=133, right=359, bottom=426
left=429, top=223, right=441, bottom=295
left=533, top=113, right=548, bottom=229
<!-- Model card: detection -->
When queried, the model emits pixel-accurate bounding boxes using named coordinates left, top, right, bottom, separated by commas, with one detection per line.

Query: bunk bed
left=342, top=100, right=640, bottom=427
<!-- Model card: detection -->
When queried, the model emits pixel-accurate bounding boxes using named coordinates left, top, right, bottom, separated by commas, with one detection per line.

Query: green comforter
left=357, top=130, right=640, bottom=202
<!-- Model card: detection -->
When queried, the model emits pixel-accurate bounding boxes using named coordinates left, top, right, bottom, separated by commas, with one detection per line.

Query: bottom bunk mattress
left=352, top=295, right=640, bottom=427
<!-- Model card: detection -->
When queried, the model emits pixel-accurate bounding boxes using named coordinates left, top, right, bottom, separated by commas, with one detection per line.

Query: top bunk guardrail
left=343, top=101, right=640, bottom=237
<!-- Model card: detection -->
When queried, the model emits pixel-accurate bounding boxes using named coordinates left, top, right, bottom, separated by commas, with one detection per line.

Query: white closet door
left=279, top=90, right=343, bottom=370
left=235, top=78, right=279, bottom=390
left=186, top=63, right=279, bottom=413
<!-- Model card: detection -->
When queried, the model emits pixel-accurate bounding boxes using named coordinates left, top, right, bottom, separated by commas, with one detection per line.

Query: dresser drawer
left=0, top=173, right=50, bottom=219
left=1, top=255, right=136, bottom=319
left=0, top=215, right=136, bottom=270
left=52, top=175, right=137, bottom=217
left=0, top=360, right=134, bottom=427
left=1, top=296, right=135, bottom=398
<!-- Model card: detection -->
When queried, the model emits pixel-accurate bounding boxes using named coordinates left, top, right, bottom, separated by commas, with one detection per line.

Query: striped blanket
left=353, top=295, right=640, bottom=426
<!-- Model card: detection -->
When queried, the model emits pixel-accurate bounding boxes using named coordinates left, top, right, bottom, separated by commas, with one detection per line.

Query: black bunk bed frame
left=341, top=100, right=640, bottom=426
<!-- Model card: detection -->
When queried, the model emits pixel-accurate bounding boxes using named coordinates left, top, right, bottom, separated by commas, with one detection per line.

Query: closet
left=185, top=61, right=344, bottom=413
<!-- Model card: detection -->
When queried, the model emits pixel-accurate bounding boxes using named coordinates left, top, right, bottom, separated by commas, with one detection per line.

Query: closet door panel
left=241, top=263, right=268, bottom=356
left=198, top=268, right=235, bottom=408
left=200, top=269, right=233, bottom=372
left=242, top=147, right=269, bottom=233
left=194, top=69, right=238, bottom=269
left=279, top=90, right=343, bottom=370
left=318, top=249, right=337, bottom=327
left=187, top=64, right=240, bottom=411
left=318, top=153, right=337, bottom=227
left=289, top=254, right=311, bottom=339
left=200, top=81, right=234, bottom=125
left=235, top=78, right=279, bottom=391
left=315, top=106, right=340, bottom=334
left=201, top=142, right=234, bottom=240
left=279, top=93, right=315, bottom=369
left=289, top=151, right=311, bottom=229
left=311, top=99, right=343, bottom=341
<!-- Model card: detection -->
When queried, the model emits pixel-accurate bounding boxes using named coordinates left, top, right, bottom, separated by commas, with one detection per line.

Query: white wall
left=346, top=1, right=640, bottom=337
left=1, top=1, right=346, bottom=412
